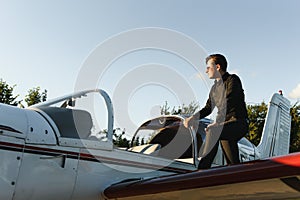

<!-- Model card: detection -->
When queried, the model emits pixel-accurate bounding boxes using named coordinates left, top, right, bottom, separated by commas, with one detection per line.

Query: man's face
left=206, top=59, right=218, bottom=79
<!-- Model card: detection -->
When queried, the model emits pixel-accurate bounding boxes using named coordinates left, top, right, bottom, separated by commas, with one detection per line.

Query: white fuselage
left=0, top=103, right=195, bottom=200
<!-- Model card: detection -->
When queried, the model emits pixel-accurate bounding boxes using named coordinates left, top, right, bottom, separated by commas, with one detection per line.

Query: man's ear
left=216, top=64, right=221, bottom=71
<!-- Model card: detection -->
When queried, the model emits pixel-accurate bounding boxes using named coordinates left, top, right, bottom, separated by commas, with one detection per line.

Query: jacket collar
left=214, top=72, right=229, bottom=84
left=222, top=72, right=230, bottom=81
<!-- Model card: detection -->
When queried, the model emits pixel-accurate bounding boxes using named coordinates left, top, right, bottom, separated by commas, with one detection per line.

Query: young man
left=184, top=54, right=248, bottom=169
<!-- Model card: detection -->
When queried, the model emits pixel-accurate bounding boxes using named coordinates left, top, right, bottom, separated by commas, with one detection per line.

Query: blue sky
left=1, top=0, right=300, bottom=132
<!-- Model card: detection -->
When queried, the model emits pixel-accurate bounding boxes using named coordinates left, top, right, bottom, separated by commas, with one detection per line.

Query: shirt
left=193, top=72, right=248, bottom=124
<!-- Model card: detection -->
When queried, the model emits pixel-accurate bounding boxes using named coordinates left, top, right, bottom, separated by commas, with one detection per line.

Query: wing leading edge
left=103, top=153, right=300, bottom=200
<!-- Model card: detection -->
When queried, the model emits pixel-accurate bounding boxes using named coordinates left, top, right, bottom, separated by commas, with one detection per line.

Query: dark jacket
left=194, top=72, right=248, bottom=124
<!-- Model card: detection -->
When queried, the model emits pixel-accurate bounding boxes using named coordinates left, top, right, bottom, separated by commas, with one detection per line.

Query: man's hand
left=205, top=122, right=218, bottom=132
left=183, top=116, right=195, bottom=128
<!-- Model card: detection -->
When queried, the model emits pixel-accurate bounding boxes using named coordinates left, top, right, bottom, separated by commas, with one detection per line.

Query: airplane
left=0, top=88, right=299, bottom=200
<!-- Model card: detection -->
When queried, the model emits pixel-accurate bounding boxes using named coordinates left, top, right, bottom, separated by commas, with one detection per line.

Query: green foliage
left=290, top=103, right=300, bottom=152
left=131, top=136, right=141, bottom=147
left=0, top=79, right=47, bottom=107
left=113, top=128, right=130, bottom=148
left=99, top=128, right=131, bottom=148
left=246, top=102, right=268, bottom=146
left=25, top=87, right=47, bottom=106
left=0, top=79, right=20, bottom=105
left=160, top=101, right=199, bottom=115
left=160, top=101, right=171, bottom=115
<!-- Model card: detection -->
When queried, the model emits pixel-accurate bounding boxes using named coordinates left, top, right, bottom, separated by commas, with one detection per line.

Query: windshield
left=130, top=116, right=206, bottom=160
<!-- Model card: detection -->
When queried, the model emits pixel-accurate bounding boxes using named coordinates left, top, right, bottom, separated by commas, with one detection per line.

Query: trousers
left=198, top=119, right=248, bottom=169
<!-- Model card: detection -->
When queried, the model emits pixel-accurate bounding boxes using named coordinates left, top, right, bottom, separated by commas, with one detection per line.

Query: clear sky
left=1, top=0, right=300, bottom=133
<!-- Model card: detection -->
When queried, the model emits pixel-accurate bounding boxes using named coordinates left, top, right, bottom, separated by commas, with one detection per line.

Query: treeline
left=0, top=79, right=47, bottom=107
left=1, top=79, right=299, bottom=152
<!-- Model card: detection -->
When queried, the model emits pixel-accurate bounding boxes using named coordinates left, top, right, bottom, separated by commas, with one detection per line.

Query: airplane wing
left=103, top=152, right=300, bottom=200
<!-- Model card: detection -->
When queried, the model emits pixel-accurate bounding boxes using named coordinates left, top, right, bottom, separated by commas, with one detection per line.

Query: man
left=184, top=54, right=248, bottom=169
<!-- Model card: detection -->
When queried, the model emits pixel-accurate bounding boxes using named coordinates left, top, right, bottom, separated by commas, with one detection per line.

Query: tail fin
left=256, top=93, right=291, bottom=159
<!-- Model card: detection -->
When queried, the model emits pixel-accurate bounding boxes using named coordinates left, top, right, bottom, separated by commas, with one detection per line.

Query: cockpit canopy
left=31, top=89, right=114, bottom=141
left=131, top=116, right=211, bottom=160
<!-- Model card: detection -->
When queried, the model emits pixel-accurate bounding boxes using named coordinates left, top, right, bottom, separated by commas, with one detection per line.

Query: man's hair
left=206, top=54, right=227, bottom=72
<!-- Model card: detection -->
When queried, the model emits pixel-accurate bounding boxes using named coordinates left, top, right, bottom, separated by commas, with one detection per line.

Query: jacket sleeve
left=193, top=90, right=215, bottom=120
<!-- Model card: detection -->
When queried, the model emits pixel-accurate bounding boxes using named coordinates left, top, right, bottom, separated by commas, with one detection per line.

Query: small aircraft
left=0, top=89, right=299, bottom=200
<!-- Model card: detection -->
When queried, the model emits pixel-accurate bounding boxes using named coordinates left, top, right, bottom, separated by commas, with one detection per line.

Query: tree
left=0, top=79, right=20, bottom=105
left=246, top=102, right=268, bottom=146
left=290, top=103, right=300, bottom=152
left=160, top=101, right=199, bottom=115
left=97, top=128, right=131, bottom=148
left=113, top=128, right=130, bottom=148
left=25, top=87, right=47, bottom=106
left=160, top=101, right=171, bottom=115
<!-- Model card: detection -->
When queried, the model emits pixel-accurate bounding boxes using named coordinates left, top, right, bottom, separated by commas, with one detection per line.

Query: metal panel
left=257, top=93, right=291, bottom=158
left=25, top=110, right=57, bottom=145
left=0, top=104, right=27, bottom=138
left=13, top=146, right=78, bottom=200
left=58, top=137, right=113, bottom=150
left=0, top=137, right=24, bottom=200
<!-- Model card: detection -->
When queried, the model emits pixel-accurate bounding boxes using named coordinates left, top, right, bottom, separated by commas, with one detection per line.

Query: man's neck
left=215, top=71, right=226, bottom=82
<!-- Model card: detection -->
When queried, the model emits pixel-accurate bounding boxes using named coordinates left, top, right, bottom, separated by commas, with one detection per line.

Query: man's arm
left=184, top=95, right=214, bottom=128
